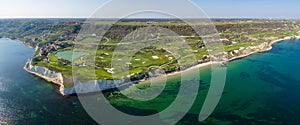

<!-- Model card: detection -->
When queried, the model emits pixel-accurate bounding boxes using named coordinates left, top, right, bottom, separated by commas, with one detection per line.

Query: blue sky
left=0, top=0, right=299, bottom=18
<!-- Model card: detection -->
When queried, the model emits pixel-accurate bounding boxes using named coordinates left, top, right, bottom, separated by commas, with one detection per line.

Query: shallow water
left=1, top=39, right=300, bottom=124
left=108, top=39, right=300, bottom=124
left=0, top=39, right=97, bottom=125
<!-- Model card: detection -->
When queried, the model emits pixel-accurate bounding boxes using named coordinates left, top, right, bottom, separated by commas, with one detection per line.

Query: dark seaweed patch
left=240, top=72, right=250, bottom=79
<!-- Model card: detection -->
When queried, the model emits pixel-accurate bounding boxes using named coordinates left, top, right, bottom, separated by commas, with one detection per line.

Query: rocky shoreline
left=24, top=59, right=67, bottom=95
left=23, top=36, right=300, bottom=96
left=227, top=36, right=300, bottom=61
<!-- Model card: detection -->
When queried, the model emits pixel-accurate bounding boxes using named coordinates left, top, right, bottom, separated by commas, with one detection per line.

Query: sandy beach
left=143, top=36, right=300, bottom=82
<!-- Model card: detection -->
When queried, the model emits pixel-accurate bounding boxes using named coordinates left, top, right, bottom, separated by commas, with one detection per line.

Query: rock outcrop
left=225, top=42, right=270, bottom=60
left=24, top=60, right=65, bottom=95
left=24, top=59, right=134, bottom=95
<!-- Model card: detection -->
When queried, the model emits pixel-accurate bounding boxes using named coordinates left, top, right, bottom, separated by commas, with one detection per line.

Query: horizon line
left=1, top=16, right=300, bottom=20
left=1, top=17, right=300, bottom=20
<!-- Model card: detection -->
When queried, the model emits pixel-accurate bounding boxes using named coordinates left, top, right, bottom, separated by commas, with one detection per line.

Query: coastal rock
left=24, top=60, right=65, bottom=94
left=25, top=58, right=156, bottom=95
left=25, top=60, right=135, bottom=95
left=28, top=65, right=59, bottom=79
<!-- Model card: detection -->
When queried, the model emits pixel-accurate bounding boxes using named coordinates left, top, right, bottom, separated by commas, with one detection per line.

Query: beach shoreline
left=23, top=59, right=66, bottom=96
left=138, top=36, right=300, bottom=84
left=20, top=35, right=300, bottom=96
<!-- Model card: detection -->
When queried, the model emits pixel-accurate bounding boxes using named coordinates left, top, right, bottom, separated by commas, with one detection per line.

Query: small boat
left=221, top=62, right=227, bottom=67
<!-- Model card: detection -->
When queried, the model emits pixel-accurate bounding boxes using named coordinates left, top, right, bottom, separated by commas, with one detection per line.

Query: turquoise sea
left=1, top=38, right=300, bottom=124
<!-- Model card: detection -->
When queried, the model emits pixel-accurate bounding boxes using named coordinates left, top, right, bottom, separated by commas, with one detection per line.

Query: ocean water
left=104, top=39, right=300, bottom=124
left=0, top=39, right=97, bottom=125
left=1, top=38, right=300, bottom=124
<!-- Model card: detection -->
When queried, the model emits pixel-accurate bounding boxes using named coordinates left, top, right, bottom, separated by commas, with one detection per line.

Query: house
left=39, top=43, right=57, bottom=56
